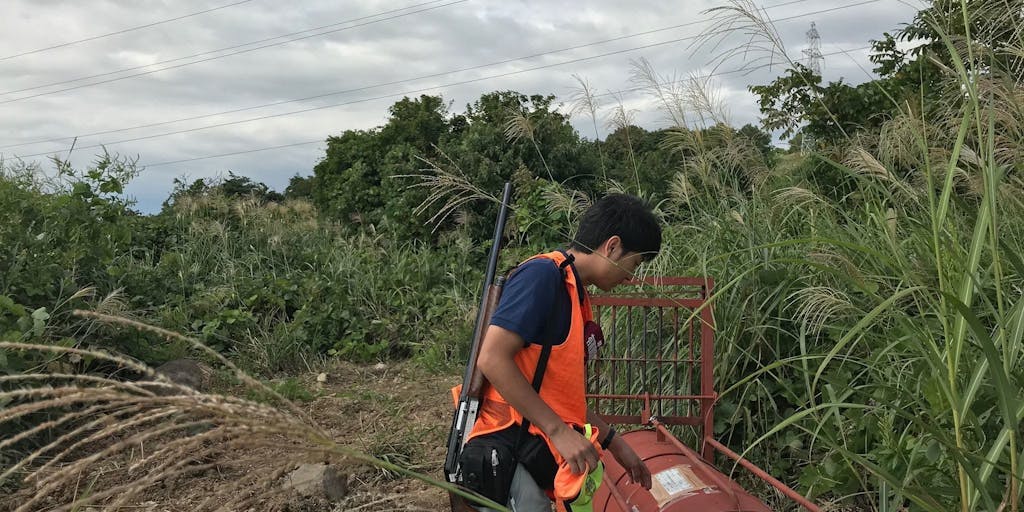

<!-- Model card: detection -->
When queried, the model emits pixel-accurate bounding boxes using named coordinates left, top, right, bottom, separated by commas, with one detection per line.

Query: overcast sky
left=0, top=0, right=922, bottom=213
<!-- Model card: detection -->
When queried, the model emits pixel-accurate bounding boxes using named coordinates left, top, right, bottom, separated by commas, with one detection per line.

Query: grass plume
left=0, top=314, right=508, bottom=511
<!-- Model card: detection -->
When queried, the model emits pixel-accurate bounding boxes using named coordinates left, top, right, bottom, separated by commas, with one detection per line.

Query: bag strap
left=557, top=251, right=586, bottom=307
left=522, top=255, right=575, bottom=413
left=514, top=254, right=577, bottom=451
left=514, top=342, right=552, bottom=452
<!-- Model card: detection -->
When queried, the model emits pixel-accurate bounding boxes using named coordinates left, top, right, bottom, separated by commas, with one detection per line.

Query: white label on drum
left=655, top=467, right=696, bottom=494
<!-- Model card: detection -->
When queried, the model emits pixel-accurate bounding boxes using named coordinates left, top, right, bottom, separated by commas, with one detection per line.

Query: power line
left=12, top=0, right=877, bottom=160
left=6, top=0, right=864, bottom=154
left=1, top=0, right=819, bottom=105
left=0, top=0, right=815, bottom=152
left=146, top=140, right=323, bottom=168
left=0, top=0, right=464, bottom=103
left=0, top=0, right=256, bottom=62
left=141, top=44, right=872, bottom=169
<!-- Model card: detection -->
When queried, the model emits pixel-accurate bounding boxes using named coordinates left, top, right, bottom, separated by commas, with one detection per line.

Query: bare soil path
left=2, top=360, right=456, bottom=512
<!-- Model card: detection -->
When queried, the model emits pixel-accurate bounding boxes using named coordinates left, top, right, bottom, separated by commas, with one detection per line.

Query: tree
left=749, top=64, right=898, bottom=142
left=600, top=125, right=678, bottom=195
left=163, top=172, right=283, bottom=209
left=379, top=95, right=451, bottom=155
left=749, top=0, right=1023, bottom=144
left=737, top=124, right=774, bottom=159
left=284, top=174, right=313, bottom=199
left=311, top=95, right=456, bottom=237
left=458, top=91, right=589, bottom=186
left=311, top=129, right=382, bottom=224
left=895, top=0, right=1024, bottom=76
left=220, top=172, right=283, bottom=201
left=433, top=91, right=601, bottom=240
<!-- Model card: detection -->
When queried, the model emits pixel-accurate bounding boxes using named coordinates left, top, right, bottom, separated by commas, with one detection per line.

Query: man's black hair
left=569, top=194, right=662, bottom=261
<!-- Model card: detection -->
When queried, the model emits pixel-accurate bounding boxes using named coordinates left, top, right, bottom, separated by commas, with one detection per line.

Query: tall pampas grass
left=0, top=311, right=506, bottom=512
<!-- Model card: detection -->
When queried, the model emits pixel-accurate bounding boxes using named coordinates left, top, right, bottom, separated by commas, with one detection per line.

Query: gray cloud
left=0, top=0, right=920, bottom=213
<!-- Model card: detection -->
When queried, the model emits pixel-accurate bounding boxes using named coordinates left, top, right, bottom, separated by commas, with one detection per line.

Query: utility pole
left=801, top=22, right=823, bottom=154
left=803, top=22, right=823, bottom=75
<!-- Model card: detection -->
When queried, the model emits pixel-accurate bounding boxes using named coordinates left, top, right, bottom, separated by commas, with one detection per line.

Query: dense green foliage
left=1, top=160, right=484, bottom=375
left=302, top=91, right=735, bottom=244
left=3, top=1, right=1023, bottom=510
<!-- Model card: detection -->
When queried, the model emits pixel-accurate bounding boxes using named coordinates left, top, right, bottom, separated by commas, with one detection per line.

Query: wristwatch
left=600, top=427, right=616, bottom=450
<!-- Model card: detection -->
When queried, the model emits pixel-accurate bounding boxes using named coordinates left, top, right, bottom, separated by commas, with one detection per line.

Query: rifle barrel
left=458, top=182, right=513, bottom=395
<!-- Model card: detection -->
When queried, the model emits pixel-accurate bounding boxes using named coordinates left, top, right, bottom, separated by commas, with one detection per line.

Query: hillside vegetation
left=2, top=1, right=1023, bottom=510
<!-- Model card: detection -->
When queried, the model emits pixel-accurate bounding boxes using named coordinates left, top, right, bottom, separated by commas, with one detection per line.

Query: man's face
left=595, top=246, right=644, bottom=292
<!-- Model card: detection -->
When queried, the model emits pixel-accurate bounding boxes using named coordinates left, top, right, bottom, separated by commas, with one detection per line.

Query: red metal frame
left=587, top=276, right=820, bottom=512
left=705, top=438, right=821, bottom=511
left=588, top=276, right=716, bottom=457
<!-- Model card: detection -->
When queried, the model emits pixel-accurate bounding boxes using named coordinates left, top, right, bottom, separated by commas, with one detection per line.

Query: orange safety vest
left=466, top=250, right=593, bottom=463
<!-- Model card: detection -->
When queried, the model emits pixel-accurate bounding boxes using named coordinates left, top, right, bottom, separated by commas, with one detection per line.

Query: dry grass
left=567, top=73, right=607, bottom=179
left=399, top=149, right=500, bottom=230
left=844, top=146, right=918, bottom=200
left=0, top=312, right=503, bottom=512
left=629, top=57, right=688, bottom=127
left=787, top=286, right=859, bottom=336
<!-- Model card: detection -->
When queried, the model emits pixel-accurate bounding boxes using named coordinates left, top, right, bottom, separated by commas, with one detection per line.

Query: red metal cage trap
left=587, top=277, right=819, bottom=512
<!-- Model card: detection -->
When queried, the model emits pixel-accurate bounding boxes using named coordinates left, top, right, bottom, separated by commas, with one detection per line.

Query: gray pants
left=478, top=463, right=552, bottom=512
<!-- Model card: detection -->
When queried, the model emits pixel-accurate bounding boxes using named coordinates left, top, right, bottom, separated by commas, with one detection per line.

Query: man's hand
left=549, top=424, right=600, bottom=475
left=608, top=435, right=652, bottom=489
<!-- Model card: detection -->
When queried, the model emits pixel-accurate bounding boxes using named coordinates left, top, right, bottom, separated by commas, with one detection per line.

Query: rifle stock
left=465, top=277, right=505, bottom=398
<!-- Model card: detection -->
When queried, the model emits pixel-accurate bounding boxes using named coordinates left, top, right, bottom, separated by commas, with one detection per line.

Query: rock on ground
left=285, top=463, right=348, bottom=502
left=145, top=359, right=214, bottom=395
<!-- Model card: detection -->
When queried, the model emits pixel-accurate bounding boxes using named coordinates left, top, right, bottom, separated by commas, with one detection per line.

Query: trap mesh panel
left=586, top=277, right=714, bottom=430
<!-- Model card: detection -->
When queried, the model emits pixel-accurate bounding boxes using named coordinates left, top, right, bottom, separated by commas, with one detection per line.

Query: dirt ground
left=277, top=360, right=455, bottom=511
left=300, top=360, right=455, bottom=511
left=1, top=359, right=835, bottom=512
left=2, top=360, right=458, bottom=512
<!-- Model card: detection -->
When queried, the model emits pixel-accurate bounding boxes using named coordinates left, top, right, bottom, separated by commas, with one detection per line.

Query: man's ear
left=601, top=235, right=623, bottom=257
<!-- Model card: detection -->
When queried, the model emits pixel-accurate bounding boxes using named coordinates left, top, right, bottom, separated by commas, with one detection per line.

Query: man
left=462, top=193, right=659, bottom=511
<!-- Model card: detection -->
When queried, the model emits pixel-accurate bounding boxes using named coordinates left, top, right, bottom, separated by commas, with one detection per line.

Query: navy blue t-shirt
left=489, top=255, right=581, bottom=346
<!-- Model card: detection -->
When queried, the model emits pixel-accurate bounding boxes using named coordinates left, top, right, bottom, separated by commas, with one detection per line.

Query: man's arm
left=586, top=409, right=653, bottom=489
left=477, top=324, right=600, bottom=476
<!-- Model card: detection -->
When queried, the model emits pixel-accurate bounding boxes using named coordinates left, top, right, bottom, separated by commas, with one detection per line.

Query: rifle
left=443, top=182, right=513, bottom=504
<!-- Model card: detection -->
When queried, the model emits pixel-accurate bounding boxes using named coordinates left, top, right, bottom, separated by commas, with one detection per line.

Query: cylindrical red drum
left=595, top=429, right=771, bottom=512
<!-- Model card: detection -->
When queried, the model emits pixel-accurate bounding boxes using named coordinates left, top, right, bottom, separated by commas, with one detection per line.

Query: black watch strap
left=600, top=427, right=616, bottom=449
